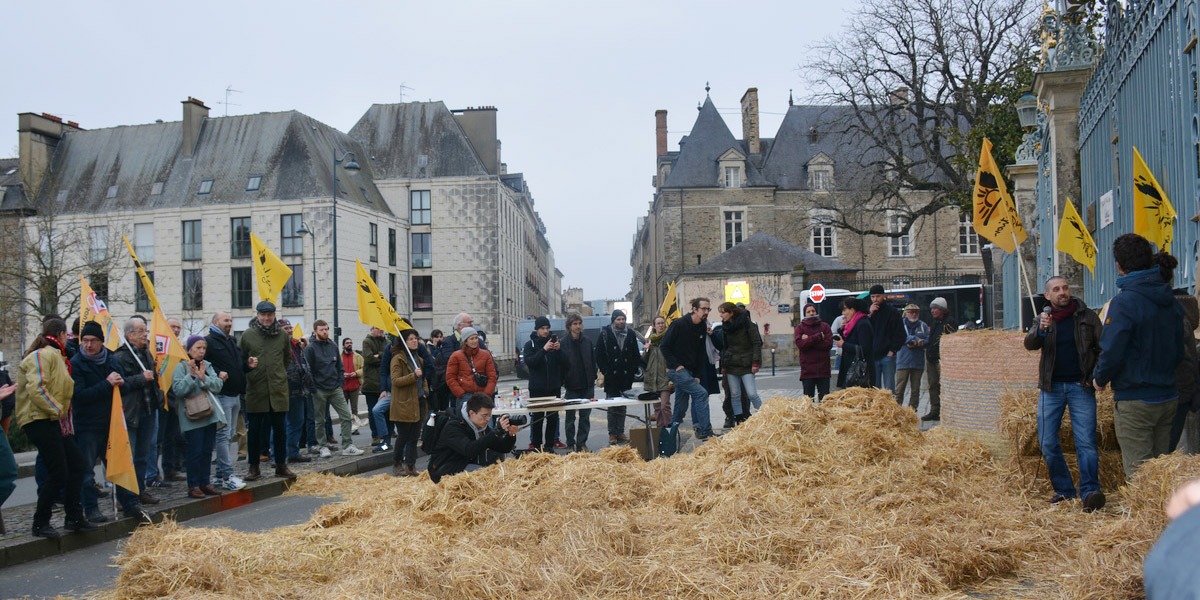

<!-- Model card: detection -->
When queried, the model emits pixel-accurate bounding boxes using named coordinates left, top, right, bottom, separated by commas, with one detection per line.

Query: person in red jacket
left=445, top=327, right=497, bottom=409
left=794, top=303, right=833, bottom=401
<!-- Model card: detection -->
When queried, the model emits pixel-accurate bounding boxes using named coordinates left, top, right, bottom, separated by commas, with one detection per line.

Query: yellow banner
left=972, top=138, right=1027, bottom=253
left=151, top=307, right=188, bottom=400
left=1132, top=146, right=1177, bottom=251
left=106, top=387, right=140, bottom=494
left=80, top=275, right=121, bottom=351
left=1056, top=198, right=1097, bottom=275
left=293, top=323, right=305, bottom=340
left=658, top=282, right=681, bottom=325
left=354, top=260, right=412, bottom=334
left=250, top=232, right=293, bottom=304
left=122, top=235, right=160, bottom=313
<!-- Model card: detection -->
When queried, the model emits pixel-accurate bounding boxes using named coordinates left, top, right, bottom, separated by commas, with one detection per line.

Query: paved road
left=0, top=494, right=339, bottom=599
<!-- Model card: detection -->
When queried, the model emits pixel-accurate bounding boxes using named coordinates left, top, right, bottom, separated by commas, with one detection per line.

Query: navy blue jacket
left=69, top=350, right=122, bottom=433
left=1094, top=268, right=1186, bottom=400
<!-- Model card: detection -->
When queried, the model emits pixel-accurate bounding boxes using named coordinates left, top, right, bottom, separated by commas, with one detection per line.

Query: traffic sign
left=724, top=280, right=750, bottom=303
left=809, top=283, right=826, bottom=303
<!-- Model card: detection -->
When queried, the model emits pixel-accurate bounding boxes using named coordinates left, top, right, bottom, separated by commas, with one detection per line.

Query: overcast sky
left=3, top=0, right=856, bottom=301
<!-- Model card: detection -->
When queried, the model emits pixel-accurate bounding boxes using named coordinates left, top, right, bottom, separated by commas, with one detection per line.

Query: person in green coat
left=238, top=301, right=293, bottom=482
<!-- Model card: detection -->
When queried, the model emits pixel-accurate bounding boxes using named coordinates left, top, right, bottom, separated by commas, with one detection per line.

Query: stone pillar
left=1035, top=66, right=1093, bottom=291
left=1006, top=162, right=1041, bottom=297
left=790, top=264, right=807, bottom=325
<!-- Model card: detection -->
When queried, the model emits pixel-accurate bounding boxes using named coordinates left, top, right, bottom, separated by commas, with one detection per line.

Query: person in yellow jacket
left=16, top=317, right=97, bottom=537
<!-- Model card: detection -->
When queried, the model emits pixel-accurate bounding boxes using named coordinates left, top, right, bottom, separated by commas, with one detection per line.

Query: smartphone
left=550, top=334, right=558, bottom=343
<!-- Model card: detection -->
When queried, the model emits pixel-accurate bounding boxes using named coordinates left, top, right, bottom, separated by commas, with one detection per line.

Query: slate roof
left=0, top=158, right=27, bottom=211
left=685, top=231, right=856, bottom=275
left=661, top=97, right=770, bottom=188
left=349, top=102, right=489, bottom=179
left=13, top=111, right=389, bottom=216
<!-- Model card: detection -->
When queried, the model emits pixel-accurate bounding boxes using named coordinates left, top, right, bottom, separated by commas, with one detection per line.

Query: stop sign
left=809, top=283, right=826, bottom=303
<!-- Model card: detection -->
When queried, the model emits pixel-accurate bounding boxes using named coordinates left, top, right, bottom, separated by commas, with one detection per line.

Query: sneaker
left=85, top=508, right=110, bottom=523
left=372, top=442, right=390, bottom=453
left=144, top=478, right=173, bottom=489
left=528, top=443, right=538, bottom=451
left=615, top=434, right=629, bottom=443
left=1083, top=491, right=1106, bottom=512
left=122, top=504, right=150, bottom=520
left=341, top=444, right=365, bottom=456
left=920, top=413, right=940, bottom=422
left=290, top=454, right=312, bottom=463
left=319, top=446, right=332, bottom=458
left=218, top=475, right=247, bottom=491
left=696, top=429, right=722, bottom=440
left=553, top=440, right=568, bottom=449
left=307, top=445, right=321, bottom=456
left=64, top=517, right=99, bottom=532
left=609, top=435, right=619, bottom=445
left=1048, top=494, right=1071, bottom=504
left=575, top=444, right=591, bottom=453
left=326, top=442, right=340, bottom=451
left=722, top=417, right=734, bottom=429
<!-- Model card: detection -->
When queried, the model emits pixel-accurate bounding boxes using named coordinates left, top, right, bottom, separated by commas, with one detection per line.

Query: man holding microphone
left=1023, top=276, right=1104, bottom=511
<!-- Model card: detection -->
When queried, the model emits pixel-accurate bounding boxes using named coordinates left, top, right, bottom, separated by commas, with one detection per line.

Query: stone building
left=631, top=87, right=986, bottom=325
left=0, top=98, right=559, bottom=364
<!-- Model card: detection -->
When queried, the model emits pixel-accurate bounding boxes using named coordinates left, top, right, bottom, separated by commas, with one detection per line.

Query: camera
left=494, top=414, right=528, bottom=427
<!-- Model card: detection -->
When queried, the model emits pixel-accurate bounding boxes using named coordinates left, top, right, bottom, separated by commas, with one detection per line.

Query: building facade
left=631, top=88, right=986, bottom=325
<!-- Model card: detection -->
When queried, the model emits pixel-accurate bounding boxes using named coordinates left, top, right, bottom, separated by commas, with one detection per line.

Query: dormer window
left=807, top=153, right=835, bottom=191
left=717, top=148, right=747, bottom=189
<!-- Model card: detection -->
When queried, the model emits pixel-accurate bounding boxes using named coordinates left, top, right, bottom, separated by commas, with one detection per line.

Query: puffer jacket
left=446, top=346, right=497, bottom=398
left=720, top=310, right=763, bottom=376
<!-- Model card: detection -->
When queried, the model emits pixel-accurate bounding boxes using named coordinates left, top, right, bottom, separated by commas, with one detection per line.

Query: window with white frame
left=809, top=210, right=837, bottom=257
left=89, top=226, right=108, bottom=262
left=807, top=154, right=835, bottom=191
left=958, top=213, right=980, bottom=255
left=724, top=166, right=741, bottom=189
left=723, top=210, right=744, bottom=250
left=134, top=223, right=155, bottom=262
left=888, top=213, right=913, bottom=257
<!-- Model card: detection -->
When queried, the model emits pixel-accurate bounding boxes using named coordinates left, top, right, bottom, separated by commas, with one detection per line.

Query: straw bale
left=1011, top=450, right=1126, bottom=495
left=1061, top=454, right=1200, bottom=600
left=998, top=388, right=1120, bottom=462
left=99, top=388, right=1167, bottom=599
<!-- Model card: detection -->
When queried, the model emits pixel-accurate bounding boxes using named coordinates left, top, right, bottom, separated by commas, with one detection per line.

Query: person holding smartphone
left=522, top=316, right=562, bottom=452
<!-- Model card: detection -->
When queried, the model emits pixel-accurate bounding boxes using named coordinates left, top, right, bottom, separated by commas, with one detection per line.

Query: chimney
left=17, top=112, right=81, bottom=194
left=452, top=106, right=499, bottom=175
left=655, top=110, right=668, bottom=158
left=181, top=97, right=209, bottom=158
left=889, top=87, right=910, bottom=106
left=740, top=88, right=760, bottom=155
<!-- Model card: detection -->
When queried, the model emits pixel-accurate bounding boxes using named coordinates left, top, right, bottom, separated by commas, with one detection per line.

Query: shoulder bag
left=844, top=345, right=870, bottom=388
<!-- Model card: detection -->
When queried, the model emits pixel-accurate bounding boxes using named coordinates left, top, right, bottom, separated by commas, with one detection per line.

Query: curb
left=0, top=451, right=393, bottom=569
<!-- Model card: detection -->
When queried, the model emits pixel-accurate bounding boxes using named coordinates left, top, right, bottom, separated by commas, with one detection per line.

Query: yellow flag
left=293, top=323, right=305, bottom=340
left=1132, top=146, right=1177, bottom=251
left=151, top=307, right=188, bottom=399
left=250, top=233, right=293, bottom=304
left=354, top=260, right=413, bottom=334
left=658, top=282, right=681, bottom=325
left=973, top=138, right=1027, bottom=253
left=1056, top=198, right=1097, bottom=275
left=106, top=387, right=140, bottom=494
left=80, top=275, right=121, bottom=351
left=122, top=235, right=160, bottom=313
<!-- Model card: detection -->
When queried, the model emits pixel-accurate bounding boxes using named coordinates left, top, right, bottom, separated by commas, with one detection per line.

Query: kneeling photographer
left=428, top=392, right=519, bottom=482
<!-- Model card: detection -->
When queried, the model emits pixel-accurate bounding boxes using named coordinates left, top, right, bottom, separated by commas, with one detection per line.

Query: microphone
left=1041, top=305, right=1051, bottom=330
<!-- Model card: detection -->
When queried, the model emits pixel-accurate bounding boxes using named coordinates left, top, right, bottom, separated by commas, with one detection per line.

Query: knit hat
left=930, top=297, right=948, bottom=310
left=460, top=326, right=479, bottom=340
left=534, top=316, right=551, bottom=330
left=80, top=321, right=105, bottom=341
left=869, top=284, right=886, bottom=295
left=278, top=318, right=291, bottom=327
left=611, top=310, right=626, bottom=323
left=185, top=335, right=206, bottom=351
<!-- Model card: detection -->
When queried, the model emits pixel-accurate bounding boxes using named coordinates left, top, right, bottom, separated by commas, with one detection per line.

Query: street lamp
left=296, top=221, right=318, bottom=325
left=331, top=149, right=360, bottom=339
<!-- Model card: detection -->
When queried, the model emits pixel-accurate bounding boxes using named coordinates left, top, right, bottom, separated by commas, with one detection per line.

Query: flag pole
left=1012, top=230, right=1040, bottom=329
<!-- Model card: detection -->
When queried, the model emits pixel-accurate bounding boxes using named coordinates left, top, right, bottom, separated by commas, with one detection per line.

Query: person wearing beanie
left=523, top=316, right=562, bottom=452
left=445, top=326, right=497, bottom=408
left=69, top=319, right=125, bottom=524
left=171, top=334, right=227, bottom=499
left=867, top=286, right=905, bottom=393
left=924, top=297, right=956, bottom=422
left=596, top=310, right=643, bottom=445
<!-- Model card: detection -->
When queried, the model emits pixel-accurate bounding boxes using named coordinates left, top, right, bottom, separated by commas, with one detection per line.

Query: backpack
left=659, top=423, right=680, bottom=457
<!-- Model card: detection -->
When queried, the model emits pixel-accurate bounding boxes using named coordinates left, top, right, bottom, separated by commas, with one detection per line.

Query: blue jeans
left=373, top=394, right=391, bottom=441
left=184, top=424, right=217, bottom=488
left=670, top=369, right=713, bottom=435
left=74, top=429, right=107, bottom=512
left=117, top=412, right=159, bottom=509
left=1038, top=382, right=1100, bottom=498
left=725, top=373, right=762, bottom=417
left=0, top=425, right=19, bottom=506
left=874, top=355, right=896, bottom=391
left=286, top=393, right=312, bottom=458
left=214, top=394, right=241, bottom=479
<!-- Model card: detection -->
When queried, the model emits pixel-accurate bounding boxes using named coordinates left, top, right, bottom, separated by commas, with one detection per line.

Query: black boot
left=64, top=516, right=99, bottom=532
left=32, top=523, right=62, bottom=538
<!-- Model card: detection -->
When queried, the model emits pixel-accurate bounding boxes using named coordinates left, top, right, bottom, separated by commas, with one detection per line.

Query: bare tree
left=802, top=0, right=1039, bottom=238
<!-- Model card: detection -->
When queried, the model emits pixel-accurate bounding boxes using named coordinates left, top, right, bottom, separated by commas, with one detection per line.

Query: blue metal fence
left=1077, top=0, right=1199, bottom=305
